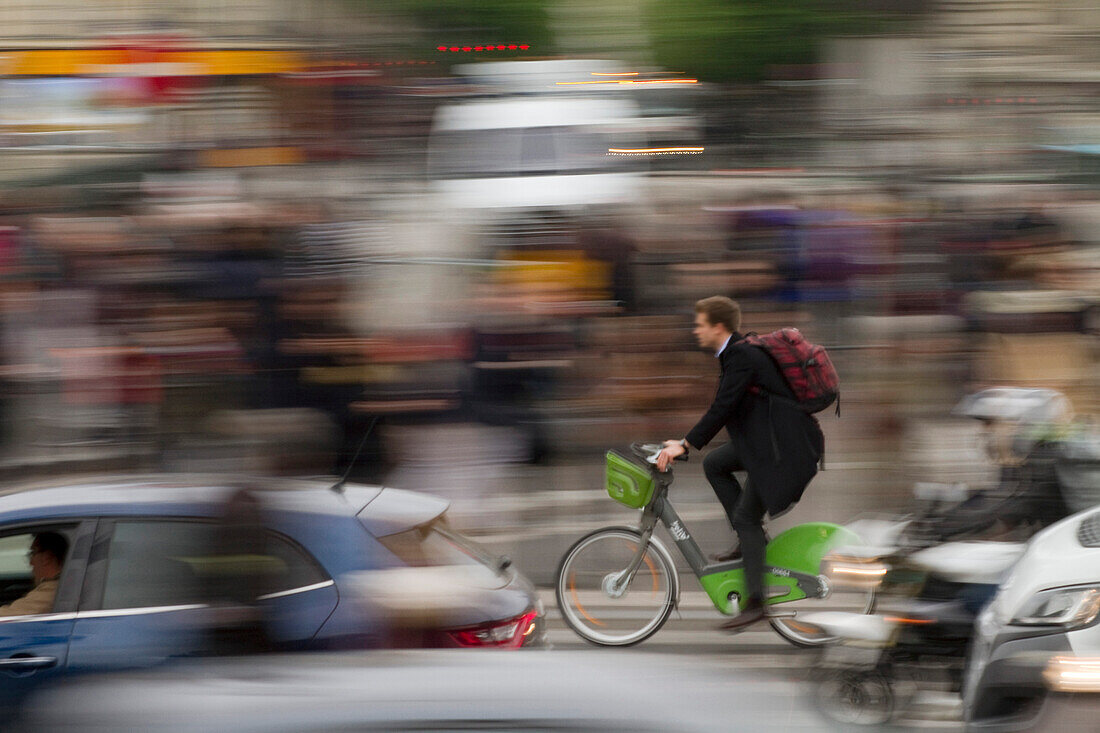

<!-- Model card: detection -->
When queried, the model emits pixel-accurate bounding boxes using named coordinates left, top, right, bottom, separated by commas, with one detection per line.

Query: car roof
left=433, top=95, right=638, bottom=130
left=0, top=474, right=377, bottom=523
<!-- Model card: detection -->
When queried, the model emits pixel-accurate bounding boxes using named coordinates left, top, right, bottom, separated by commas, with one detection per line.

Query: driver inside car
left=0, top=532, right=68, bottom=617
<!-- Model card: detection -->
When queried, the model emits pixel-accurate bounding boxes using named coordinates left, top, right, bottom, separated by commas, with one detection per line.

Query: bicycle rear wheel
left=555, top=527, right=677, bottom=646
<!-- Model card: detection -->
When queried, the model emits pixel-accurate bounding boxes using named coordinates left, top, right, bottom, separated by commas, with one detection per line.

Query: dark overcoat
left=685, top=334, right=824, bottom=518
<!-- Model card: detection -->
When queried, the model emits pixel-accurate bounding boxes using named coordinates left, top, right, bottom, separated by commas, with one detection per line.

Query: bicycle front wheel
left=555, top=527, right=677, bottom=646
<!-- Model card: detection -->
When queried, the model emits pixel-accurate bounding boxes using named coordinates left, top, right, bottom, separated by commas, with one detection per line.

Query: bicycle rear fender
left=700, top=522, right=862, bottom=613
left=767, top=521, right=862, bottom=576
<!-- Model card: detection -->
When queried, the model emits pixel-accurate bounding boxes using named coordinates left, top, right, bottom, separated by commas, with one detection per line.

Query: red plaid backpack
left=741, top=328, right=840, bottom=415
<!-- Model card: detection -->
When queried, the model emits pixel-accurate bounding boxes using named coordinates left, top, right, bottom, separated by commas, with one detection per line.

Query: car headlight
left=1011, top=585, right=1100, bottom=628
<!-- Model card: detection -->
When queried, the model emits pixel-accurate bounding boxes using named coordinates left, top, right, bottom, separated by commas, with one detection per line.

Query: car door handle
left=0, top=656, right=58, bottom=671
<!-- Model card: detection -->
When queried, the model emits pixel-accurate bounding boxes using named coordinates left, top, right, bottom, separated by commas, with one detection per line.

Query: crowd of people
left=0, top=170, right=1093, bottom=491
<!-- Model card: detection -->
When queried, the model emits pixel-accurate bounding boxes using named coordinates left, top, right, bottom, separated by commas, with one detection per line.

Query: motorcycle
left=804, top=388, right=1097, bottom=725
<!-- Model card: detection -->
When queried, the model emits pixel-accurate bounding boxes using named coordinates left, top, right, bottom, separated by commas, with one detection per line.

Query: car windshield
left=429, top=127, right=639, bottom=179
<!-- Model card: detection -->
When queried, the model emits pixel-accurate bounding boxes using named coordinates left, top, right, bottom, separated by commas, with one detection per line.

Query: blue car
left=0, top=475, right=544, bottom=712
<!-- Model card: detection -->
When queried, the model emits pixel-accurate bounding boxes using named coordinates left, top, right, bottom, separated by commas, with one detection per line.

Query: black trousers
left=703, top=442, right=767, bottom=602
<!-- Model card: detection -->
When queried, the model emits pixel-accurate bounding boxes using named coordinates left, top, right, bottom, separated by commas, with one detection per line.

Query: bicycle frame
left=622, top=471, right=845, bottom=614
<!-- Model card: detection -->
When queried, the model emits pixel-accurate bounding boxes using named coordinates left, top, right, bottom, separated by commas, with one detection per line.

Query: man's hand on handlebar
left=656, top=440, right=687, bottom=472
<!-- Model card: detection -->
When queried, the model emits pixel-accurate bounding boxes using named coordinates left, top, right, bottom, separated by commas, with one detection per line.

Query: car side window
left=0, top=534, right=37, bottom=609
left=100, top=521, right=210, bottom=609
left=0, top=525, right=76, bottom=616
left=257, top=532, right=329, bottom=594
left=100, top=521, right=328, bottom=610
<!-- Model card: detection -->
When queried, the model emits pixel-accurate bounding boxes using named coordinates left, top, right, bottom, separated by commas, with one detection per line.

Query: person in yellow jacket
left=0, top=532, right=67, bottom=617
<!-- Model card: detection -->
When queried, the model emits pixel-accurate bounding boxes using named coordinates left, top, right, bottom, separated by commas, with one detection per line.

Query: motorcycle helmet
left=953, top=388, right=1073, bottom=465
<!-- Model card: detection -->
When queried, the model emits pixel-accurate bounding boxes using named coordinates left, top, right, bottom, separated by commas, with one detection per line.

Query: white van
left=429, top=94, right=644, bottom=211
left=428, top=61, right=647, bottom=211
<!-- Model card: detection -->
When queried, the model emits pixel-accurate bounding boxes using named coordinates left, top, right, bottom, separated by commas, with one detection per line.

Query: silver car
left=964, top=505, right=1100, bottom=731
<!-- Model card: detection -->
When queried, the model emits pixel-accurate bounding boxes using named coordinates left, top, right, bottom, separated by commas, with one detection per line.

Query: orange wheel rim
left=569, top=571, right=606, bottom=627
left=644, top=552, right=659, bottom=594
left=619, top=540, right=661, bottom=595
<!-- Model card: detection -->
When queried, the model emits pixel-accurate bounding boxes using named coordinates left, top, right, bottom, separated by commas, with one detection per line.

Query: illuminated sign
left=0, top=49, right=306, bottom=76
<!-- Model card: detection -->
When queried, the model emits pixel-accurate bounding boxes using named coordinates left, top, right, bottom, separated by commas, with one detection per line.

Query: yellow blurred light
left=830, top=564, right=887, bottom=577
left=1, top=49, right=305, bottom=76
left=618, top=79, right=698, bottom=85
left=822, top=554, right=888, bottom=589
left=555, top=79, right=697, bottom=86
left=607, top=147, right=704, bottom=156
left=164, top=50, right=305, bottom=76
left=1044, top=657, right=1100, bottom=692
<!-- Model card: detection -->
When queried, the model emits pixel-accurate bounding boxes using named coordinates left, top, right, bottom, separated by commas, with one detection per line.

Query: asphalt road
left=537, top=588, right=964, bottom=730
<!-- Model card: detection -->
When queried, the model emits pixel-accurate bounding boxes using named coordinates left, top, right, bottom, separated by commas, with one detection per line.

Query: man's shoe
left=720, top=598, right=767, bottom=632
left=709, top=543, right=742, bottom=562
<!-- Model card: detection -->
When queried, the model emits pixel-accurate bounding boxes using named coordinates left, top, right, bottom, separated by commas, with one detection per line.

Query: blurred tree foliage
left=354, top=0, right=912, bottom=79
left=645, top=0, right=914, bottom=82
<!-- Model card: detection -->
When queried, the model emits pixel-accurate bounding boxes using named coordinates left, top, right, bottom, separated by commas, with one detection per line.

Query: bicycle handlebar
left=630, top=441, right=689, bottom=467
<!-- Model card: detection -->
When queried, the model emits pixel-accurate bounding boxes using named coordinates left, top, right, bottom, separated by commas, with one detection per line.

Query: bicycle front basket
left=605, top=450, right=655, bottom=509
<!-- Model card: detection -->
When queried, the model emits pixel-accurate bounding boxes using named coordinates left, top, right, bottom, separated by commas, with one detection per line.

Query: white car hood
left=989, top=508, right=1100, bottom=625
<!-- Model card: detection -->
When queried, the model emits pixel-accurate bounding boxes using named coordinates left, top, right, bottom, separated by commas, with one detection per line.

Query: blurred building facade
left=0, top=0, right=383, bottom=46
left=822, top=0, right=1100, bottom=176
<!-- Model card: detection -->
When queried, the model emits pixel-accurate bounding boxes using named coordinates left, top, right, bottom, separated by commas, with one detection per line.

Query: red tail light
left=447, top=610, right=540, bottom=649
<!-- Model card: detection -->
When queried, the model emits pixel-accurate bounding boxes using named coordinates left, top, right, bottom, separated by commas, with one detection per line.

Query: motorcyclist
left=915, top=388, right=1074, bottom=542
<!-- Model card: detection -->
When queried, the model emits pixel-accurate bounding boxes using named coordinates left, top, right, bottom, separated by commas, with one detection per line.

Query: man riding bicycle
left=657, top=296, right=824, bottom=630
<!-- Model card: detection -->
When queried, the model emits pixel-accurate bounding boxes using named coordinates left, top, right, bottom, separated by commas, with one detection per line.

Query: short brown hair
left=32, top=532, right=68, bottom=565
left=694, top=296, right=741, bottom=333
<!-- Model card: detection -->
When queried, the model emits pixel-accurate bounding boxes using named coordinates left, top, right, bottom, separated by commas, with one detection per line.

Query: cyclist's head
left=694, top=296, right=741, bottom=350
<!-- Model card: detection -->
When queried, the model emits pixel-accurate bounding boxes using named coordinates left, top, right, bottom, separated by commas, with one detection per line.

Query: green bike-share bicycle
left=555, top=442, right=872, bottom=647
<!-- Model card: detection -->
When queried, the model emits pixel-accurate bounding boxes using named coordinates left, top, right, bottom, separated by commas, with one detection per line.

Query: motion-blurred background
left=0, top=0, right=1096, bottom=544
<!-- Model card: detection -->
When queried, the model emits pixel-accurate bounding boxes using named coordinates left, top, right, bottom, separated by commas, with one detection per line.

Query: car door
left=66, top=518, right=212, bottom=674
left=67, top=517, right=339, bottom=671
left=0, top=519, right=94, bottom=714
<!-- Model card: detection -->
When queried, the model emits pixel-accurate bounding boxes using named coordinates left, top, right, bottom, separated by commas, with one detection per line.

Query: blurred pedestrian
left=202, top=487, right=275, bottom=655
